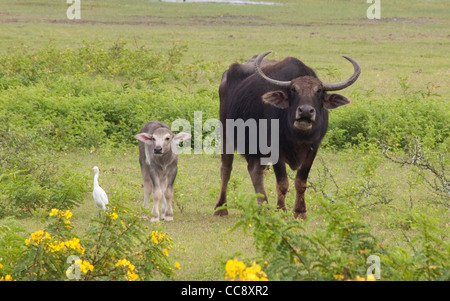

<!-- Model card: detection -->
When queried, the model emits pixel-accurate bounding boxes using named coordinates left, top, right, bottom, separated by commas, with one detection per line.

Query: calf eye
left=151, top=137, right=155, bottom=141
left=165, top=137, right=170, bottom=141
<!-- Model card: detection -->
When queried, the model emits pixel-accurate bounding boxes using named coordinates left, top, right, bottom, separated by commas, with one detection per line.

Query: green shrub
left=0, top=41, right=220, bottom=150
left=325, top=85, right=448, bottom=151
left=0, top=205, right=177, bottom=281
left=229, top=193, right=449, bottom=281
left=0, top=128, right=86, bottom=217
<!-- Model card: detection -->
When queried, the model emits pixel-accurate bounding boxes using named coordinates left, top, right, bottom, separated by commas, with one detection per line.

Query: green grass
left=0, top=0, right=449, bottom=280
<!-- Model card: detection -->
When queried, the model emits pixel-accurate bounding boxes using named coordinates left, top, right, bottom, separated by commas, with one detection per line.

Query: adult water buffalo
left=214, top=51, right=361, bottom=219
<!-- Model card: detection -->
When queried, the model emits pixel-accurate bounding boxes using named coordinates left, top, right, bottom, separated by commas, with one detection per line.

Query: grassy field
left=0, top=0, right=449, bottom=281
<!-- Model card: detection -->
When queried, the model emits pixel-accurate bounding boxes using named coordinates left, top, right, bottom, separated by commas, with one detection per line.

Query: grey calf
left=135, top=121, right=191, bottom=222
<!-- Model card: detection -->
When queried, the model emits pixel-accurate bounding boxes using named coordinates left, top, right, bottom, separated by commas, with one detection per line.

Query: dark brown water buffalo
left=214, top=51, right=361, bottom=219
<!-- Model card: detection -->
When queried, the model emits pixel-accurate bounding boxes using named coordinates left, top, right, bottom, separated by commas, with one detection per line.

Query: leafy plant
left=3, top=205, right=178, bottom=281
left=229, top=192, right=449, bottom=281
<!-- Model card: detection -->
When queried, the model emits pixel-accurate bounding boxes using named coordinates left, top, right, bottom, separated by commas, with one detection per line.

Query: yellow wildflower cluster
left=25, top=230, right=51, bottom=246
left=47, top=237, right=85, bottom=254
left=0, top=274, right=13, bottom=281
left=151, top=231, right=173, bottom=257
left=77, top=259, right=94, bottom=274
left=111, top=212, right=118, bottom=220
left=355, top=275, right=376, bottom=281
left=225, top=259, right=268, bottom=281
left=151, top=230, right=166, bottom=244
left=115, top=258, right=139, bottom=281
left=65, top=259, right=94, bottom=278
left=49, top=208, right=73, bottom=228
left=334, top=274, right=376, bottom=281
left=0, top=264, right=13, bottom=281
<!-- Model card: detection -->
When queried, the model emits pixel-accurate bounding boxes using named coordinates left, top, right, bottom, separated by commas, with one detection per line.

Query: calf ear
left=173, top=132, right=192, bottom=143
left=324, top=94, right=351, bottom=110
left=135, top=133, right=153, bottom=144
left=262, top=90, right=289, bottom=109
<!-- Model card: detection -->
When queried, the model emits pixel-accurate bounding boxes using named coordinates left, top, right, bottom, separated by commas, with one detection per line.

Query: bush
left=229, top=193, right=449, bottom=281
left=0, top=206, right=178, bottom=281
left=0, top=41, right=220, bottom=150
left=0, top=129, right=86, bottom=217
left=324, top=85, right=448, bottom=151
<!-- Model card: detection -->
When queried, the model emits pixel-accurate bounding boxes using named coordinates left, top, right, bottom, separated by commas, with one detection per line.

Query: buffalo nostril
left=298, top=105, right=315, bottom=118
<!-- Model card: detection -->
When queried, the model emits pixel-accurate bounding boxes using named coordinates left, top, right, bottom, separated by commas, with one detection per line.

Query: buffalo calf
left=135, top=121, right=191, bottom=222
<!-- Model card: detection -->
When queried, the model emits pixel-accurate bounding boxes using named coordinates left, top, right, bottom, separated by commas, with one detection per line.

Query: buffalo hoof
left=294, top=212, right=308, bottom=220
left=214, top=208, right=229, bottom=216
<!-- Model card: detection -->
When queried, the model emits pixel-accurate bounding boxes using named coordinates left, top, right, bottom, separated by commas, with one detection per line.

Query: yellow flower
left=116, top=259, right=132, bottom=268
left=116, top=258, right=139, bottom=281
left=334, top=274, right=345, bottom=280
left=163, top=249, right=169, bottom=257
left=126, top=270, right=139, bottom=281
left=225, top=259, right=267, bottom=281
left=49, top=208, right=59, bottom=217
left=64, top=238, right=85, bottom=254
left=26, top=230, right=51, bottom=245
left=62, top=210, right=73, bottom=219
left=366, top=274, right=376, bottom=281
left=0, top=274, right=13, bottom=281
left=151, top=231, right=159, bottom=244
left=175, top=262, right=181, bottom=270
left=110, top=212, right=118, bottom=220
left=243, top=262, right=268, bottom=281
left=74, top=259, right=94, bottom=274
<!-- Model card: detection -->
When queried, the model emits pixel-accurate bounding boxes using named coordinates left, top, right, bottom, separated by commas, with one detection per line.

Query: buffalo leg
left=214, top=153, right=234, bottom=216
left=247, top=157, right=268, bottom=205
left=273, top=162, right=289, bottom=211
left=163, top=167, right=177, bottom=222
left=294, top=148, right=318, bottom=220
left=141, top=164, right=153, bottom=220
left=150, top=172, right=162, bottom=223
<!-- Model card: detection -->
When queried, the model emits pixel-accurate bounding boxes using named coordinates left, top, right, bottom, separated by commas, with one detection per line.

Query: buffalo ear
left=135, top=133, right=153, bottom=144
left=262, top=90, right=289, bottom=109
left=324, top=94, right=351, bottom=110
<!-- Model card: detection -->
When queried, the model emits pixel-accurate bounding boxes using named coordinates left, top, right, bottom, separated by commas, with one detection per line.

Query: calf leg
left=273, top=162, right=289, bottom=211
left=163, top=165, right=177, bottom=222
left=214, top=153, right=234, bottom=216
left=150, top=173, right=162, bottom=223
left=163, top=185, right=174, bottom=222
left=141, top=164, right=153, bottom=209
left=159, top=177, right=168, bottom=221
left=247, top=157, right=268, bottom=205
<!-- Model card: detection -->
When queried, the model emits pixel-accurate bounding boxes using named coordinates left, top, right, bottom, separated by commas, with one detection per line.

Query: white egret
left=92, top=166, right=109, bottom=217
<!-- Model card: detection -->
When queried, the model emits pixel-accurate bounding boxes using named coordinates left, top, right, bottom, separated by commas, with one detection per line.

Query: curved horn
left=254, top=51, right=291, bottom=88
left=322, top=56, right=361, bottom=91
